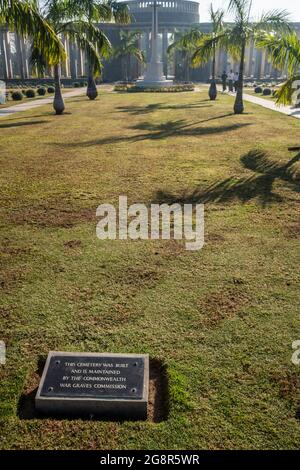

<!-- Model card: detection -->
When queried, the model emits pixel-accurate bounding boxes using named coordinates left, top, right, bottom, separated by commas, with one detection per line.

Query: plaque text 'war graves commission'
left=36, top=352, right=149, bottom=419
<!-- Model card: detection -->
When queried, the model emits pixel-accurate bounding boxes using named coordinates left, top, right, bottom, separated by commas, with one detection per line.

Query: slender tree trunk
left=186, top=54, right=190, bottom=82
left=209, top=45, right=217, bottom=101
left=53, top=64, right=65, bottom=115
left=234, top=42, right=246, bottom=114
left=126, top=55, right=129, bottom=82
left=86, top=63, right=98, bottom=100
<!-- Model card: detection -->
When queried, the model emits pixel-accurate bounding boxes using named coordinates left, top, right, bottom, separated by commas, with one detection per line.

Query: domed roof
left=122, top=0, right=200, bottom=27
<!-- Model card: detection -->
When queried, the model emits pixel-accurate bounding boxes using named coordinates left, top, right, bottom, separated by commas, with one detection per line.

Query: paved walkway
left=241, top=92, right=300, bottom=119
left=0, top=88, right=87, bottom=118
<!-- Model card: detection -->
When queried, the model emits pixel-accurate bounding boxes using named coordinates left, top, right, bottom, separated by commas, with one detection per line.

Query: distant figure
left=228, top=70, right=234, bottom=92
left=221, top=71, right=228, bottom=92
left=234, top=72, right=239, bottom=92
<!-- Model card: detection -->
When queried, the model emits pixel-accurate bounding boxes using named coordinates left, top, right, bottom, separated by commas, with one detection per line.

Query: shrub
left=11, top=91, right=23, bottom=101
left=255, top=86, right=263, bottom=94
left=73, top=82, right=80, bottom=88
left=115, top=83, right=195, bottom=93
left=47, top=86, right=55, bottom=93
left=25, top=89, right=36, bottom=98
left=37, top=87, right=47, bottom=96
left=263, top=88, right=272, bottom=96
left=272, top=89, right=278, bottom=97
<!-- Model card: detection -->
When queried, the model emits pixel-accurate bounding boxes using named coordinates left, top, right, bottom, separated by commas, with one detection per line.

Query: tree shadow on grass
left=0, top=120, right=48, bottom=129
left=52, top=119, right=252, bottom=147
left=116, top=102, right=213, bottom=115
left=153, top=149, right=300, bottom=208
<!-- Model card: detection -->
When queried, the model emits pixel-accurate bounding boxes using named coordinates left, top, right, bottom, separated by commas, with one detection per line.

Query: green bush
left=25, top=89, right=36, bottom=98
left=37, top=87, right=47, bottom=96
left=263, top=88, right=272, bottom=96
left=73, top=82, right=80, bottom=88
left=255, top=86, right=263, bottom=94
left=47, top=86, right=55, bottom=93
left=115, top=83, right=195, bottom=93
left=11, top=91, right=23, bottom=101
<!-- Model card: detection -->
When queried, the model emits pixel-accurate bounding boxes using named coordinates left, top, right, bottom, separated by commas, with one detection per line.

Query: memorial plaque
left=35, top=352, right=149, bottom=419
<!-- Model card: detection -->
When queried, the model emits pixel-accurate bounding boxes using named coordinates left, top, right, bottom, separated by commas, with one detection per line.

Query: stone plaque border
left=35, top=351, right=149, bottom=420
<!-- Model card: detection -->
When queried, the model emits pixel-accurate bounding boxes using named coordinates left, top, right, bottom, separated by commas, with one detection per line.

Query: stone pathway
left=241, top=92, right=300, bottom=119
left=0, top=88, right=87, bottom=118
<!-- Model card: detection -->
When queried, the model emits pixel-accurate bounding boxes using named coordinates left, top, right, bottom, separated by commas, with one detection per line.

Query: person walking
left=228, top=70, right=234, bottom=92
left=221, top=70, right=228, bottom=92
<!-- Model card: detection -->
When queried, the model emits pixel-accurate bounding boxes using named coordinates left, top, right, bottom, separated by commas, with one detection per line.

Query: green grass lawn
left=0, top=89, right=300, bottom=450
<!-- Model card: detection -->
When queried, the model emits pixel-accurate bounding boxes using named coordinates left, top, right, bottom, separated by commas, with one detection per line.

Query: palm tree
left=201, top=0, right=290, bottom=113
left=258, top=32, right=300, bottom=107
left=31, top=0, right=111, bottom=114
left=172, top=1, right=290, bottom=113
left=0, top=0, right=65, bottom=66
left=74, top=0, right=130, bottom=100
left=207, top=5, right=225, bottom=101
left=168, top=5, right=225, bottom=100
left=168, top=29, right=198, bottom=83
left=113, top=30, right=145, bottom=82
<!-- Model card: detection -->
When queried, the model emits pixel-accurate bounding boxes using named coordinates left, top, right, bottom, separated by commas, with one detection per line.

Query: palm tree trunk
left=53, top=64, right=65, bottom=115
left=126, top=55, right=129, bottom=83
left=209, top=45, right=217, bottom=101
left=234, top=42, right=246, bottom=114
left=86, top=63, right=98, bottom=100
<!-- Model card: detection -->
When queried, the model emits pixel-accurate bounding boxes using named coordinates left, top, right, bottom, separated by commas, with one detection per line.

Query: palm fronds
left=0, top=0, right=65, bottom=64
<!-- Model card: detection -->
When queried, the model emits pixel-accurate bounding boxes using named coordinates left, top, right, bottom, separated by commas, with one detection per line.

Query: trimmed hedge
left=263, top=88, right=272, bottom=96
left=47, top=86, right=55, bottom=93
left=25, top=89, right=36, bottom=98
left=114, top=84, right=195, bottom=93
left=11, top=91, right=23, bottom=101
left=37, top=87, right=47, bottom=96
left=255, top=87, right=263, bottom=94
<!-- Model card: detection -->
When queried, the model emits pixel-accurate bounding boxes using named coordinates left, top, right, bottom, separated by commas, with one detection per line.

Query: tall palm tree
left=168, top=5, right=225, bottom=100
left=224, top=0, right=290, bottom=113
left=74, top=0, right=130, bottom=100
left=201, top=0, right=290, bottom=113
left=207, top=5, right=225, bottom=101
left=168, top=29, right=198, bottom=83
left=0, top=0, right=65, bottom=66
left=172, top=1, right=290, bottom=113
left=113, top=30, right=145, bottom=82
left=31, top=0, right=111, bottom=114
left=258, top=32, right=300, bottom=107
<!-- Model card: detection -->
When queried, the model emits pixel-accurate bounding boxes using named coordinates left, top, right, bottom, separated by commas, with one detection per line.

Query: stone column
left=60, top=35, right=69, bottom=78
left=260, top=50, right=268, bottom=78
left=15, top=34, right=25, bottom=79
left=77, top=46, right=84, bottom=77
left=146, top=28, right=151, bottom=62
left=1, top=28, right=13, bottom=79
left=69, top=41, right=78, bottom=79
left=254, top=48, right=262, bottom=79
left=162, top=29, right=168, bottom=77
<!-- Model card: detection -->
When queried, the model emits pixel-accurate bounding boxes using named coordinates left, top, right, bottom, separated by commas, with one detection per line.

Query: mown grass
left=0, top=88, right=300, bottom=449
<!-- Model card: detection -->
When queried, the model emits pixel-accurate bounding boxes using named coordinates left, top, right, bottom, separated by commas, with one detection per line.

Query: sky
left=199, top=0, right=300, bottom=22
